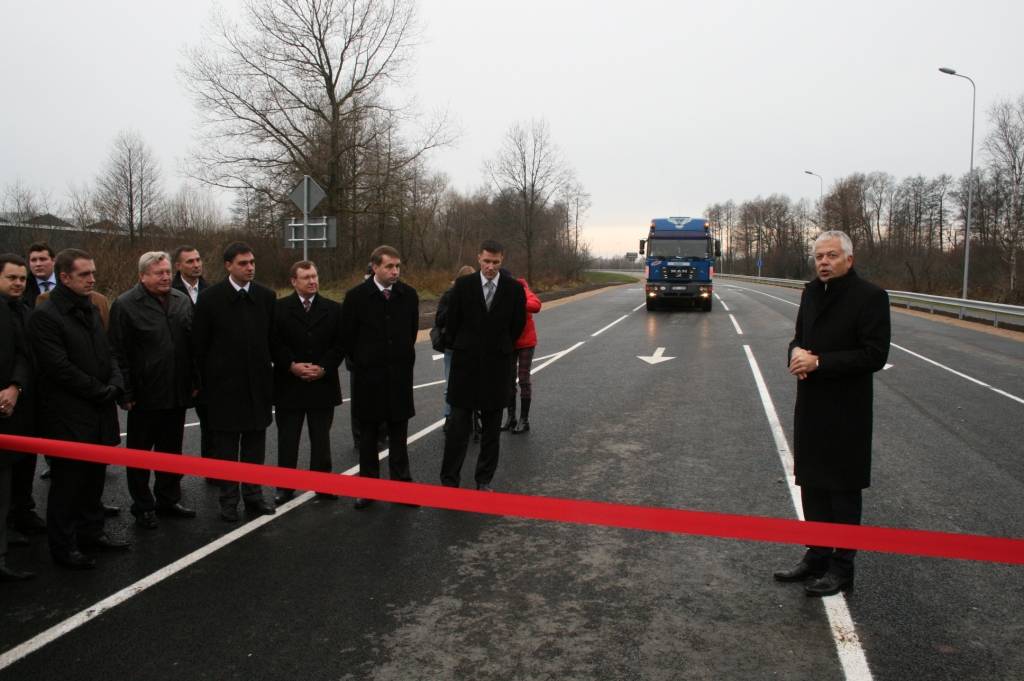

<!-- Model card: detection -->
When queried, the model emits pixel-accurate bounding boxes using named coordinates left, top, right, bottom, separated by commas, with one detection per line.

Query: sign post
left=288, top=176, right=327, bottom=261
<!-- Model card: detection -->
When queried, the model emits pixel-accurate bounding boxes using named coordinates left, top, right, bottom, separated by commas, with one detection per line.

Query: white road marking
left=742, top=345, right=873, bottom=681
left=883, top=363, right=893, bottom=371
left=432, top=353, right=444, bottom=360
left=637, top=347, right=675, bottom=365
left=729, top=314, right=744, bottom=335
left=2, top=337, right=586, bottom=670
left=591, top=314, right=628, bottom=337
left=632, top=302, right=646, bottom=312
left=714, top=293, right=731, bottom=312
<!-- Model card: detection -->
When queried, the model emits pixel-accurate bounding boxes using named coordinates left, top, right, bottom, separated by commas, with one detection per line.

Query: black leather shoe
left=274, top=491, right=295, bottom=505
left=53, top=550, right=96, bottom=570
left=15, top=511, right=47, bottom=534
left=156, top=503, right=196, bottom=518
left=511, top=418, right=530, bottom=434
left=0, top=565, right=36, bottom=581
left=500, top=413, right=517, bottom=431
left=82, top=534, right=131, bottom=551
left=135, top=511, right=159, bottom=530
left=805, top=572, right=854, bottom=597
left=220, top=506, right=239, bottom=522
left=245, top=500, right=276, bottom=516
left=353, top=498, right=374, bottom=510
left=773, top=560, right=827, bottom=583
left=476, top=483, right=493, bottom=492
left=102, top=504, right=121, bottom=517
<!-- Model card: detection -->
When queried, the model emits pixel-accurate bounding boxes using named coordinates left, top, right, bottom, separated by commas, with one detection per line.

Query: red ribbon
left=2, top=433, right=1021, bottom=565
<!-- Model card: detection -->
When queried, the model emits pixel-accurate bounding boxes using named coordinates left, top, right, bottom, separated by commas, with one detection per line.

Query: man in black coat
left=28, top=249, right=128, bottom=569
left=272, top=260, right=344, bottom=505
left=340, top=246, right=419, bottom=509
left=440, top=240, right=526, bottom=490
left=109, top=252, right=198, bottom=530
left=192, top=242, right=277, bottom=522
left=22, top=242, right=56, bottom=310
left=774, top=230, right=891, bottom=597
left=0, top=254, right=36, bottom=581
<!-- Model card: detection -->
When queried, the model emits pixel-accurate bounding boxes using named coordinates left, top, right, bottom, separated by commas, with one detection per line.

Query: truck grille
left=663, top=266, right=694, bottom=280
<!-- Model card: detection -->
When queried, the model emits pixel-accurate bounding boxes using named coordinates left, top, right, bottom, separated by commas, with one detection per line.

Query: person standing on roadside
left=28, top=249, right=128, bottom=569
left=432, top=265, right=476, bottom=426
left=192, top=242, right=277, bottom=522
left=109, top=252, right=198, bottom=530
left=23, top=242, right=56, bottom=309
left=501, top=276, right=541, bottom=434
left=773, top=230, right=890, bottom=597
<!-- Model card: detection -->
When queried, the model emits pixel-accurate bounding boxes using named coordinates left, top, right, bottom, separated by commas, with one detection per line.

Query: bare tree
left=486, top=119, right=570, bottom=282
left=94, top=130, right=162, bottom=242
left=983, top=96, right=1024, bottom=291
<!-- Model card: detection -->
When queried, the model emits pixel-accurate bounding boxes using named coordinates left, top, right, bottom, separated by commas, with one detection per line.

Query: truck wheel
left=646, top=298, right=657, bottom=311
left=702, top=297, right=712, bottom=312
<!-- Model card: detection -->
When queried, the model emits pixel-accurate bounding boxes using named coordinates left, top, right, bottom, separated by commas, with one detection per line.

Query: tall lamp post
left=939, top=66, right=976, bottom=304
left=804, top=170, right=824, bottom=229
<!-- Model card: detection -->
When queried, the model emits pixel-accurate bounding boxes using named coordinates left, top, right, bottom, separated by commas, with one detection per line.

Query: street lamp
left=804, top=170, right=824, bottom=228
left=939, top=66, right=976, bottom=303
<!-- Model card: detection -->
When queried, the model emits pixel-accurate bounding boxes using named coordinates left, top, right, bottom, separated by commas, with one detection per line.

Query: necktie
left=484, top=280, right=495, bottom=310
left=40, top=281, right=51, bottom=292
left=382, top=289, right=391, bottom=301
left=303, top=298, right=311, bottom=312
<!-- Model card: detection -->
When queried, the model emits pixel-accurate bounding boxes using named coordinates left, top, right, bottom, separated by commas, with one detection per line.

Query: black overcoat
left=109, top=285, right=196, bottom=411
left=340, top=278, right=418, bottom=422
left=789, top=269, right=890, bottom=490
left=192, top=279, right=277, bottom=431
left=26, top=286, right=123, bottom=446
left=0, top=296, right=33, bottom=465
left=444, top=272, right=526, bottom=411
left=273, top=292, right=344, bottom=409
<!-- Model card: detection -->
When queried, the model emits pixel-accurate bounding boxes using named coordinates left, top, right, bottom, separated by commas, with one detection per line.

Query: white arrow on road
left=883, top=363, right=893, bottom=370
left=637, top=347, right=675, bottom=365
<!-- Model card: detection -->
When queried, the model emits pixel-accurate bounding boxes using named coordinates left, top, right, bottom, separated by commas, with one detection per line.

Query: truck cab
left=639, top=217, right=720, bottom=312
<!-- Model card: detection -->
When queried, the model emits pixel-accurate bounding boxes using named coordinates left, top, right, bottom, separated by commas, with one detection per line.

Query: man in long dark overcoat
left=340, top=246, right=419, bottom=509
left=0, top=253, right=36, bottom=580
left=774, top=230, right=891, bottom=597
left=192, top=242, right=277, bottom=521
left=272, top=260, right=344, bottom=504
left=440, top=240, right=526, bottom=490
left=28, top=249, right=127, bottom=569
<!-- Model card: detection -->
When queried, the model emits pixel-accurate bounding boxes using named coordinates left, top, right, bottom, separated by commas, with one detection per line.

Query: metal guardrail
left=715, top=273, right=1024, bottom=329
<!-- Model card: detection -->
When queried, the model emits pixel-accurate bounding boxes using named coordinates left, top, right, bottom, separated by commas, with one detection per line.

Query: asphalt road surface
left=2, top=281, right=1022, bottom=681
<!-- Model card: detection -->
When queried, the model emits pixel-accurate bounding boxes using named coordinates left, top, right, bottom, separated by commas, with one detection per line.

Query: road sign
left=287, top=176, right=328, bottom=260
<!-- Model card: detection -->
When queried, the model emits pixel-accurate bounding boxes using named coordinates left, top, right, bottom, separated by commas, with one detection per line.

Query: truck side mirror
left=715, top=239, right=721, bottom=258
left=639, top=239, right=646, bottom=255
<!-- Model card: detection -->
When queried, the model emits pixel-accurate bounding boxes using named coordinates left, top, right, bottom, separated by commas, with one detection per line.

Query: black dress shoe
left=156, top=503, right=196, bottom=518
left=511, top=418, right=530, bottom=434
left=82, top=534, right=131, bottom=551
left=773, top=560, right=827, bottom=583
left=102, top=504, right=121, bottom=517
left=15, top=511, right=47, bottom=534
left=274, top=491, right=295, bottom=505
left=0, top=565, right=36, bottom=581
left=135, top=511, right=159, bottom=530
left=805, top=572, right=854, bottom=597
left=353, top=497, right=374, bottom=510
left=244, top=500, right=276, bottom=516
left=220, top=506, right=240, bottom=522
left=53, top=551, right=96, bottom=570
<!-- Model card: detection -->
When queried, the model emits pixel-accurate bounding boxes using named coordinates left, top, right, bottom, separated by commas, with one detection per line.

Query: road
left=1, top=280, right=1022, bottom=681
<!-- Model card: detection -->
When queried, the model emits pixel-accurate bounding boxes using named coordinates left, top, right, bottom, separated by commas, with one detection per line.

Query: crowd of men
left=0, top=238, right=527, bottom=577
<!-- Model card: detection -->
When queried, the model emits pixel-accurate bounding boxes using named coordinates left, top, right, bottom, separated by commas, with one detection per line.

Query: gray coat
left=789, top=269, right=890, bottom=491
left=108, top=284, right=195, bottom=411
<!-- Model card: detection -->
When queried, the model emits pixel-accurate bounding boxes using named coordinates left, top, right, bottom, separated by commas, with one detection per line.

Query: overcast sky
left=3, top=0, right=1023, bottom=255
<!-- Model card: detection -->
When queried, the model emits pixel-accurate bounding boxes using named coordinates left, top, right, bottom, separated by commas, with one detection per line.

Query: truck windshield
left=648, top=238, right=708, bottom=259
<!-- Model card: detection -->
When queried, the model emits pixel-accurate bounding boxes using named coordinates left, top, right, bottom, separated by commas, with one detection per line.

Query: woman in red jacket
left=502, top=277, right=541, bottom=434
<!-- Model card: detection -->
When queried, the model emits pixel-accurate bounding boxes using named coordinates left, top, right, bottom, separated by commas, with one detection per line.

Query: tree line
left=1, top=0, right=590, bottom=293
left=705, top=93, right=1024, bottom=303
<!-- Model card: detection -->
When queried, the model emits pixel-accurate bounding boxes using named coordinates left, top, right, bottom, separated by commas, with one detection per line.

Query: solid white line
left=725, top=284, right=799, bottom=307
left=729, top=314, right=743, bottom=335
left=591, top=314, right=628, bottom=337
left=2, top=338, right=587, bottom=670
left=742, top=345, right=873, bottom=681
left=631, top=302, right=646, bottom=312
left=891, top=343, right=1024, bottom=405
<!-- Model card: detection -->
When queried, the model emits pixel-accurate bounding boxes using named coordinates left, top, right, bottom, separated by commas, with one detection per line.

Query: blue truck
left=639, top=217, right=720, bottom=312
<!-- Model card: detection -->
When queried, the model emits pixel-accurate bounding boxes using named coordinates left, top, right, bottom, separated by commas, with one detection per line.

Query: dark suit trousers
left=358, top=419, right=411, bottom=481
left=276, top=407, right=334, bottom=490
left=125, top=408, right=186, bottom=515
left=441, top=407, right=501, bottom=487
left=9, top=453, right=38, bottom=517
left=210, top=429, right=266, bottom=508
left=801, top=486, right=863, bottom=576
left=0, top=466, right=10, bottom=564
left=46, top=458, right=106, bottom=558
left=195, top=403, right=213, bottom=458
